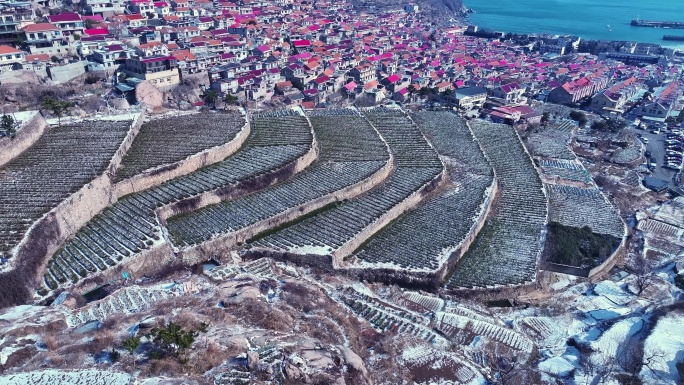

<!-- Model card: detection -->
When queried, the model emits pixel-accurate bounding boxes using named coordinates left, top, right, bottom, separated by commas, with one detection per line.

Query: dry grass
left=44, top=335, right=59, bottom=351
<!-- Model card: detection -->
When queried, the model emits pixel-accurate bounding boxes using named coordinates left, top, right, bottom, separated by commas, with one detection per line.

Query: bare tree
left=631, top=253, right=654, bottom=296
left=483, top=345, right=539, bottom=385
left=617, top=342, right=667, bottom=384
left=578, top=350, right=617, bottom=385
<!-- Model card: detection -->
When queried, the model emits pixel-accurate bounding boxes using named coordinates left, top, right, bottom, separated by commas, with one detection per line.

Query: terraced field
left=339, top=286, right=446, bottom=345
left=525, top=120, right=576, bottom=160
left=165, top=108, right=390, bottom=247
left=0, top=119, right=133, bottom=261
left=252, top=107, right=443, bottom=257
left=42, top=110, right=312, bottom=291
left=114, top=112, right=245, bottom=181
left=545, top=184, right=624, bottom=238
left=354, top=111, right=494, bottom=272
left=446, top=121, right=547, bottom=288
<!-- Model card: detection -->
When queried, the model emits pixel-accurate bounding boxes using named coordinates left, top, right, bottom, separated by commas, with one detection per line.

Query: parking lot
left=632, top=124, right=683, bottom=190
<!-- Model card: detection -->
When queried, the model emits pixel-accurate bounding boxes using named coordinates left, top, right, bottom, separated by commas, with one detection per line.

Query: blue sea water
left=464, top=0, right=684, bottom=47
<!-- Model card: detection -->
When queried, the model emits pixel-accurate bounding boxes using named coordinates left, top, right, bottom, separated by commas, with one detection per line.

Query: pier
left=663, top=35, right=684, bottom=42
left=631, top=20, right=684, bottom=29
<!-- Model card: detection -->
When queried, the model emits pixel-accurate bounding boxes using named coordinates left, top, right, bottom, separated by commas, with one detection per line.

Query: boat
left=606, top=24, right=612, bottom=32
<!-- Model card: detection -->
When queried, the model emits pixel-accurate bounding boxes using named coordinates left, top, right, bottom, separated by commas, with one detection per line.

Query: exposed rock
left=284, top=363, right=303, bottom=380
left=109, top=97, right=130, bottom=110
left=135, top=80, right=163, bottom=109
left=247, top=350, right=259, bottom=371
left=339, top=346, right=370, bottom=380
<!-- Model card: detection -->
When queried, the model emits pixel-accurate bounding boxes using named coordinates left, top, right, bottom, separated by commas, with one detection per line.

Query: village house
left=590, top=77, right=642, bottom=114
left=490, top=82, right=525, bottom=105
left=22, top=23, right=72, bottom=57
left=547, top=76, right=610, bottom=104
left=0, top=45, right=25, bottom=72
left=123, top=55, right=180, bottom=88
left=46, top=13, right=84, bottom=36
left=454, top=86, right=487, bottom=110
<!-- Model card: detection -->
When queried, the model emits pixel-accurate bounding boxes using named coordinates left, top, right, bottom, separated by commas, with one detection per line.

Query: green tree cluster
left=569, top=110, right=588, bottom=127
left=591, top=118, right=627, bottom=133
left=1, top=114, right=17, bottom=138
left=41, top=96, right=75, bottom=127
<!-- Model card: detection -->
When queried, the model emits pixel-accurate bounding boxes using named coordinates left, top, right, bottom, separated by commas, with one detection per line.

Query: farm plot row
left=206, top=258, right=275, bottom=281
left=114, top=112, right=245, bottom=181
left=355, top=175, right=492, bottom=271
left=165, top=111, right=389, bottom=247
left=339, top=286, right=444, bottom=344
left=354, top=111, right=494, bottom=271
left=446, top=121, right=547, bottom=289
left=610, top=138, right=642, bottom=164
left=412, top=111, right=493, bottom=177
left=525, top=120, right=576, bottom=160
left=395, top=291, right=445, bottom=314
left=252, top=110, right=443, bottom=255
left=539, top=158, right=590, bottom=182
left=435, top=312, right=534, bottom=354
left=0, top=120, right=132, bottom=260
left=42, top=113, right=313, bottom=291
left=65, top=286, right=175, bottom=327
left=545, top=184, right=625, bottom=237
left=638, top=218, right=682, bottom=239
left=400, top=345, right=484, bottom=385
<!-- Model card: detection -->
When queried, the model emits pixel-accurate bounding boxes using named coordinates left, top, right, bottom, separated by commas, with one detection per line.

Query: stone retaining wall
left=11, top=112, right=145, bottom=285
left=175, top=152, right=395, bottom=260
left=0, top=112, right=46, bottom=168
left=157, top=129, right=320, bottom=221
left=113, top=116, right=251, bottom=198
left=332, top=169, right=447, bottom=264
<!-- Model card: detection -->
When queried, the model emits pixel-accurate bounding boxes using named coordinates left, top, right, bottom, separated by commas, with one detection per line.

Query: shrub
left=675, top=274, right=684, bottom=291
left=85, top=74, right=100, bottom=84
left=545, top=222, right=619, bottom=268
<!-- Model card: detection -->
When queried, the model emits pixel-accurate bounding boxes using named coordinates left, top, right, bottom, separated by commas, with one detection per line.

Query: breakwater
left=631, top=20, right=684, bottom=29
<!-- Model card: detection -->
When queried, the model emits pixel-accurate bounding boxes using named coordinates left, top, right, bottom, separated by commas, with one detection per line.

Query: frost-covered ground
left=641, top=313, right=684, bottom=383
left=0, top=369, right=131, bottom=385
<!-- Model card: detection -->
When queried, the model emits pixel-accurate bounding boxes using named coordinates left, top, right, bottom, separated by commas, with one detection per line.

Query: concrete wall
left=0, top=111, right=46, bottom=168
left=11, top=112, right=145, bottom=285
left=113, top=116, right=251, bottom=198
left=47, top=61, right=87, bottom=84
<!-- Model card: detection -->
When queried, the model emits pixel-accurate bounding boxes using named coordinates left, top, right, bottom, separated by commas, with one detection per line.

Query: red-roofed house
left=0, top=45, right=25, bottom=72
left=124, top=55, right=180, bottom=88
left=591, top=77, right=641, bottom=114
left=292, top=39, right=311, bottom=49
left=548, top=76, right=610, bottom=104
left=46, top=13, right=84, bottom=35
left=491, top=82, right=525, bottom=105
left=22, top=24, right=72, bottom=57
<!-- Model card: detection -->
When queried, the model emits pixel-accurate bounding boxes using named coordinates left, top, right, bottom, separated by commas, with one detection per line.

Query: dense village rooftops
left=140, top=55, right=175, bottom=63
left=293, top=39, right=310, bottom=48
left=84, top=28, right=109, bottom=36
left=46, top=13, right=81, bottom=23
left=25, top=53, right=50, bottom=62
left=23, top=23, right=60, bottom=32
left=454, top=86, right=487, bottom=97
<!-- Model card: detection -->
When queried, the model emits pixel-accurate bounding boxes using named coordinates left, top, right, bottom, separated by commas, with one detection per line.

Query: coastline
left=459, top=0, right=684, bottom=49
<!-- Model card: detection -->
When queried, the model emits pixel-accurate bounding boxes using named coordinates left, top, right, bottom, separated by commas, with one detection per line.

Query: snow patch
left=538, top=356, right=575, bottom=377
